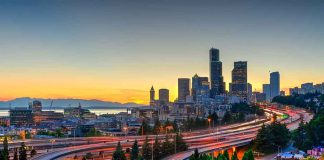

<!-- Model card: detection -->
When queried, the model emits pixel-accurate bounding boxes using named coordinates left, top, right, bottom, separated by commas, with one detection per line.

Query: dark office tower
left=270, top=72, right=280, bottom=100
left=150, top=86, right=155, bottom=105
left=230, top=61, right=248, bottom=100
left=209, top=48, right=225, bottom=98
left=159, top=89, right=169, bottom=106
left=178, top=78, right=190, bottom=102
left=192, top=74, right=208, bottom=101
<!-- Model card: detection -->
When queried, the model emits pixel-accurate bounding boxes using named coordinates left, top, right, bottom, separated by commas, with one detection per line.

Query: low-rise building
left=9, top=108, right=33, bottom=126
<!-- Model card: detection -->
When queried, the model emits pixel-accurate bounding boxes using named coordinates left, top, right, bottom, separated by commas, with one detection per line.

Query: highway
left=27, top=107, right=312, bottom=160
left=163, top=108, right=313, bottom=160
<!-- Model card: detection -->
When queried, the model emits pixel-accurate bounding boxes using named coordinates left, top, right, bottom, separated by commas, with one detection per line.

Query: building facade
left=270, top=72, right=280, bottom=100
left=192, top=74, right=209, bottom=102
left=150, top=86, right=155, bottom=106
left=209, top=48, right=225, bottom=98
left=159, top=89, right=169, bottom=106
left=9, top=108, right=33, bottom=126
left=230, top=61, right=248, bottom=101
left=178, top=78, right=190, bottom=102
left=263, top=84, right=271, bottom=102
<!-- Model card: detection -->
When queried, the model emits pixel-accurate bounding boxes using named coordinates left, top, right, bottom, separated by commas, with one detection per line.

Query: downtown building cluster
left=143, top=48, right=282, bottom=121
left=289, top=82, right=324, bottom=95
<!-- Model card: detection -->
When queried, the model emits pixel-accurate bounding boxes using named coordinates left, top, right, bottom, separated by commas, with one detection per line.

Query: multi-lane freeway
left=21, top=107, right=312, bottom=160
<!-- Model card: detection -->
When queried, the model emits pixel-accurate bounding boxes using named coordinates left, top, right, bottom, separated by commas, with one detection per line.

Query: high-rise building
left=252, top=92, right=266, bottom=103
left=270, top=72, right=280, bottom=100
left=192, top=74, right=208, bottom=101
left=29, top=100, right=42, bottom=113
left=159, top=89, right=169, bottom=106
left=301, top=83, right=314, bottom=94
left=178, top=78, right=190, bottom=102
left=263, top=84, right=271, bottom=102
left=230, top=61, right=248, bottom=101
left=247, top=83, right=252, bottom=102
left=209, top=48, right=225, bottom=98
left=150, top=86, right=155, bottom=106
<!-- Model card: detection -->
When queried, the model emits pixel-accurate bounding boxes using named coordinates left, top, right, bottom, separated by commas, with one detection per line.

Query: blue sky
left=0, top=0, right=323, bottom=103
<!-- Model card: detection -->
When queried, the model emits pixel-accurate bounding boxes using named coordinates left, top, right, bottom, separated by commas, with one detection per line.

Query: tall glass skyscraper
left=230, top=61, right=248, bottom=100
left=270, top=72, right=280, bottom=100
left=209, top=48, right=225, bottom=98
left=262, top=84, right=271, bottom=102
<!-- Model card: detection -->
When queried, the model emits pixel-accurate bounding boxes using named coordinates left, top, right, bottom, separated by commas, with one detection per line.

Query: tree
left=222, top=111, right=232, bottom=124
left=112, top=142, right=126, bottom=160
left=231, top=150, right=239, bottom=160
left=19, top=142, right=27, bottom=160
left=173, top=120, right=179, bottom=132
left=85, top=152, right=92, bottom=159
left=253, top=125, right=275, bottom=154
left=269, top=122, right=290, bottom=148
left=131, top=140, right=139, bottom=160
left=3, top=137, right=9, bottom=160
left=138, top=120, right=151, bottom=135
left=13, top=149, right=18, bottom=160
left=175, top=133, right=188, bottom=152
left=153, top=119, right=162, bottom=135
left=141, top=137, right=151, bottom=160
left=193, top=148, right=199, bottom=159
left=247, top=150, right=255, bottom=160
left=30, top=149, right=37, bottom=157
left=223, top=150, right=229, bottom=160
left=161, top=134, right=173, bottom=157
left=153, top=136, right=161, bottom=159
left=0, top=151, right=6, bottom=160
left=99, top=151, right=104, bottom=158
left=212, top=112, right=218, bottom=125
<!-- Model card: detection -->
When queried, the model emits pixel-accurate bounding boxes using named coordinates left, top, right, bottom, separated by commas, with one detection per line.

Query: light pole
left=174, top=134, right=177, bottom=154
left=208, top=118, right=211, bottom=130
left=151, top=139, right=154, bottom=160
left=49, top=139, right=55, bottom=151
left=123, top=127, right=128, bottom=139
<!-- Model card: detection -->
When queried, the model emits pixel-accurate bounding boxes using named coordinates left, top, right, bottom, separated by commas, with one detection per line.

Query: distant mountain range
left=0, top=97, right=142, bottom=109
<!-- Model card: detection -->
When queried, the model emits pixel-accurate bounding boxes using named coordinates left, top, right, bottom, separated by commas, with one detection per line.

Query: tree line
left=0, top=138, right=37, bottom=160
left=292, top=108, right=324, bottom=151
left=189, top=148, right=254, bottom=160
left=112, top=133, right=187, bottom=160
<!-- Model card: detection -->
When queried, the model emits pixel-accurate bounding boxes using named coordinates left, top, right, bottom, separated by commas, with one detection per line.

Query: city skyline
left=1, top=0, right=324, bottom=104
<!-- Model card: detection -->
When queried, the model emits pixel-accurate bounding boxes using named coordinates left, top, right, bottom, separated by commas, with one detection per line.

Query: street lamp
left=49, top=139, right=56, bottom=151
left=208, top=118, right=211, bottom=130
left=123, top=127, right=128, bottom=139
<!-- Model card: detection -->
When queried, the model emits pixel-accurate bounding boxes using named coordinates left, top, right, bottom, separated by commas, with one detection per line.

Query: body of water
left=0, top=108, right=128, bottom=117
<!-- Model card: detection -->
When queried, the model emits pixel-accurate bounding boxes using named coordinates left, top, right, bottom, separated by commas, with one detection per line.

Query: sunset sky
left=0, top=0, right=323, bottom=104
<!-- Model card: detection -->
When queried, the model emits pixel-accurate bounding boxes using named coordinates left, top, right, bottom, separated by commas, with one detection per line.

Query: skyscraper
left=270, top=72, right=280, bottom=100
left=178, top=78, right=190, bottom=102
left=247, top=83, right=252, bottom=102
left=192, top=74, right=208, bottom=101
left=230, top=61, right=248, bottom=101
left=150, top=86, right=155, bottom=106
left=209, top=48, right=225, bottom=98
left=159, top=89, right=169, bottom=106
left=262, top=84, right=271, bottom=102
